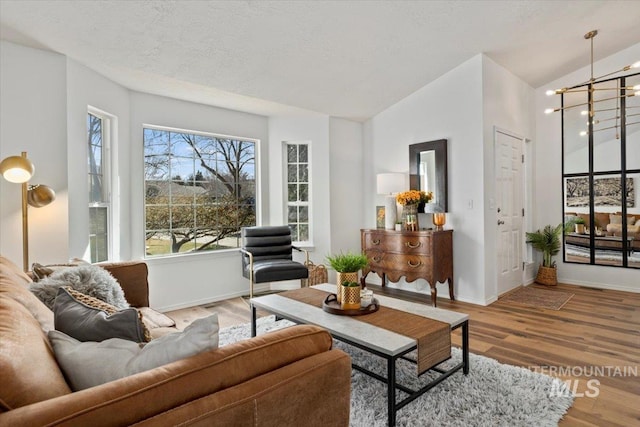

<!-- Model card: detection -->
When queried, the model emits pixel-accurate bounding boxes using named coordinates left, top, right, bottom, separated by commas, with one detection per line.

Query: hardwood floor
left=167, top=283, right=640, bottom=426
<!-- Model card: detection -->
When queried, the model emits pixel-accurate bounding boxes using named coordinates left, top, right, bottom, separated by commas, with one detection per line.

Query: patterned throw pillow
left=53, top=287, right=151, bottom=343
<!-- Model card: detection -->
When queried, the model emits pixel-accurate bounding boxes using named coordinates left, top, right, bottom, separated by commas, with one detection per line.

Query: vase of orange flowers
left=396, top=190, right=426, bottom=231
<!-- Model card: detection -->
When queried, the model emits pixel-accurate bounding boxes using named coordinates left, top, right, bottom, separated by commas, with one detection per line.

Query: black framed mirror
left=409, top=139, right=448, bottom=212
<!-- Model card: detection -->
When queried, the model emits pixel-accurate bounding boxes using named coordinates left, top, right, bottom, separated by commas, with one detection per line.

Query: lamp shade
left=27, top=184, right=56, bottom=207
left=0, top=154, right=34, bottom=183
left=376, top=173, right=407, bottom=195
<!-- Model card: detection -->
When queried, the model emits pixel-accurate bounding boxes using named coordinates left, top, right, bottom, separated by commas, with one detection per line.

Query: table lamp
left=376, top=173, right=407, bottom=230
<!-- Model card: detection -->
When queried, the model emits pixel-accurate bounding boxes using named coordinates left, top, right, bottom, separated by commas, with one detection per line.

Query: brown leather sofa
left=0, top=256, right=351, bottom=426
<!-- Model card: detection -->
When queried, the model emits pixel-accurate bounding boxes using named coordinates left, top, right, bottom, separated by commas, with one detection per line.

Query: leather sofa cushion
left=0, top=296, right=71, bottom=411
left=99, top=261, right=150, bottom=307
left=576, top=212, right=611, bottom=229
left=0, top=256, right=54, bottom=332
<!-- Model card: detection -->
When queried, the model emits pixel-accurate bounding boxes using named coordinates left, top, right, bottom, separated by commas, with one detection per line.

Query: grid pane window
left=286, top=143, right=310, bottom=243
left=87, top=112, right=109, bottom=263
left=144, top=127, right=256, bottom=256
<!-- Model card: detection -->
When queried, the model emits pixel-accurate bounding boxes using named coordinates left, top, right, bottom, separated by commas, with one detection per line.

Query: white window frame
left=142, top=124, right=260, bottom=258
left=87, top=106, right=118, bottom=262
left=284, top=141, right=312, bottom=246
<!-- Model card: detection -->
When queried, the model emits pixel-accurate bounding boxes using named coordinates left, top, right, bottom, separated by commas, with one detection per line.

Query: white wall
left=364, top=55, right=487, bottom=304
left=481, top=56, right=536, bottom=301
left=66, top=59, right=131, bottom=260
left=329, top=117, right=364, bottom=251
left=129, top=92, right=269, bottom=310
left=0, top=41, right=69, bottom=266
left=268, top=115, right=332, bottom=266
left=328, top=117, right=365, bottom=280
left=536, top=42, right=640, bottom=291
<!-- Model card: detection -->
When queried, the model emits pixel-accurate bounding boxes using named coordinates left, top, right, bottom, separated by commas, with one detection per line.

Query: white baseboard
left=455, top=295, right=494, bottom=306
left=558, top=277, right=640, bottom=293
left=155, top=289, right=248, bottom=312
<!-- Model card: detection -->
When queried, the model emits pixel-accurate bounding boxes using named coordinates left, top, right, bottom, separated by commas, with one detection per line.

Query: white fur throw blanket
left=30, top=265, right=129, bottom=310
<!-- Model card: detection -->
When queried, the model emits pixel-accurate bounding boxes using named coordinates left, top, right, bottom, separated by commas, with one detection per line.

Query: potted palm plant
left=526, top=223, right=571, bottom=286
left=325, top=252, right=369, bottom=302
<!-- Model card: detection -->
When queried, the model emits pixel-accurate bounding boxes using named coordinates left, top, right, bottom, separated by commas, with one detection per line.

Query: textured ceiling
left=1, top=1, right=640, bottom=121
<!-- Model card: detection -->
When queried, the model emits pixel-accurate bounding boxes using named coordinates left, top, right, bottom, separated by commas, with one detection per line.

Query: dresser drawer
left=365, top=250, right=432, bottom=274
left=362, top=231, right=431, bottom=255
left=385, top=254, right=432, bottom=273
left=364, top=249, right=385, bottom=268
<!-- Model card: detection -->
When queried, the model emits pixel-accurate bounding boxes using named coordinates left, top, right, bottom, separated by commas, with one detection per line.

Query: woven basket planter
left=303, top=261, right=328, bottom=287
left=535, top=265, right=558, bottom=286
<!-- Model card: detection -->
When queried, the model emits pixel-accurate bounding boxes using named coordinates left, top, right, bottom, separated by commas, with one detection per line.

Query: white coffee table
left=250, top=284, right=469, bottom=427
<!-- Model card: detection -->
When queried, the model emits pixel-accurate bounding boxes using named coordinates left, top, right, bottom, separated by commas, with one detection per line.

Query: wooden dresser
left=361, top=229, right=453, bottom=307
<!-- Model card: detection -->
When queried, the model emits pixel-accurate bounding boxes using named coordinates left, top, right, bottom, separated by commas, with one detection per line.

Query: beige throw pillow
left=610, top=214, right=637, bottom=226
left=48, top=314, right=219, bottom=391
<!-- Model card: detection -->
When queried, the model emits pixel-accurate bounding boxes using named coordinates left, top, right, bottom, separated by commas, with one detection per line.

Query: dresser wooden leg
left=430, top=284, right=438, bottom=307
left=448, top=278, right=455, bottom=301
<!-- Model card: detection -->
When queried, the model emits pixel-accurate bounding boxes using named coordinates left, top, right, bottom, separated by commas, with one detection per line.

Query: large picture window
left=144, top=127, right=257, bottom=256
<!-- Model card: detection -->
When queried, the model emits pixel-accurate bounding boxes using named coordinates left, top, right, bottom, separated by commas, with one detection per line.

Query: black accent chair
left=240, top=226, right=309, bottom=299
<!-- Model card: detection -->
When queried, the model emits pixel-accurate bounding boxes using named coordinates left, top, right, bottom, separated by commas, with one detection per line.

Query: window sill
left=293, top=242, right=315, bottom=251
left=144, top=248, right=239, bottom=265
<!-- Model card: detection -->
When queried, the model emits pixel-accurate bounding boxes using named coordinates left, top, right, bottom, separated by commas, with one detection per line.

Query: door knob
left=497, top=220, right=505, bottom=225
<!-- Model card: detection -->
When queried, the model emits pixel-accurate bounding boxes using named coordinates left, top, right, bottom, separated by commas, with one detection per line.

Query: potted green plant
left=325, top=252, right=369, bottom=302
left=573, top=217, right=586, bottom=234
left=526, top=223, right=571, bottom=286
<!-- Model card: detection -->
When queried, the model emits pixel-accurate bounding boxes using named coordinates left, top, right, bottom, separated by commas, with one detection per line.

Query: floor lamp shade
left=0, top=154, right=34, bottom=183
left=377, top=173, right=407, bottom=230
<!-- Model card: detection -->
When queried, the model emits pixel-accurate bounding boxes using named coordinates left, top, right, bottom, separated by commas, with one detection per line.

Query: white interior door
left=495, top=130, right=524, bottom=295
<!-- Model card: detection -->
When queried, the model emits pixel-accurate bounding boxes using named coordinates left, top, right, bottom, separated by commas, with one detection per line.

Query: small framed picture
left=376, top=206, right=385, bottom=229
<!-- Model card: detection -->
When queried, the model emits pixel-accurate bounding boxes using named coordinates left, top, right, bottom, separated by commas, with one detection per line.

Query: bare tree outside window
left=144, top=128, right=256, bottom=256
left=88, top=112, right=109, bottom=262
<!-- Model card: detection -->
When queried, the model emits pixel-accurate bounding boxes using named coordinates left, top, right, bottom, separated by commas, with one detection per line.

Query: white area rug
left=219, top=316, right=574, bottom=427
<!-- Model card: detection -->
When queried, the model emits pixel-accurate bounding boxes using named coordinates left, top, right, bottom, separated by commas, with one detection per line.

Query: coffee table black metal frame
left=250, top=290, right=469, bottom=427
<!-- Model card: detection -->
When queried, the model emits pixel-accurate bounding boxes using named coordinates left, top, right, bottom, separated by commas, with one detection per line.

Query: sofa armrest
left=97, top=261, right=150, bottom=307
left=0, top=325, right=350, bottom=426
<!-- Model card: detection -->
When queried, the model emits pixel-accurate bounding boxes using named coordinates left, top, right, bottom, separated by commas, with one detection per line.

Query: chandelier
left=544, top=30, right=640, bottom=139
